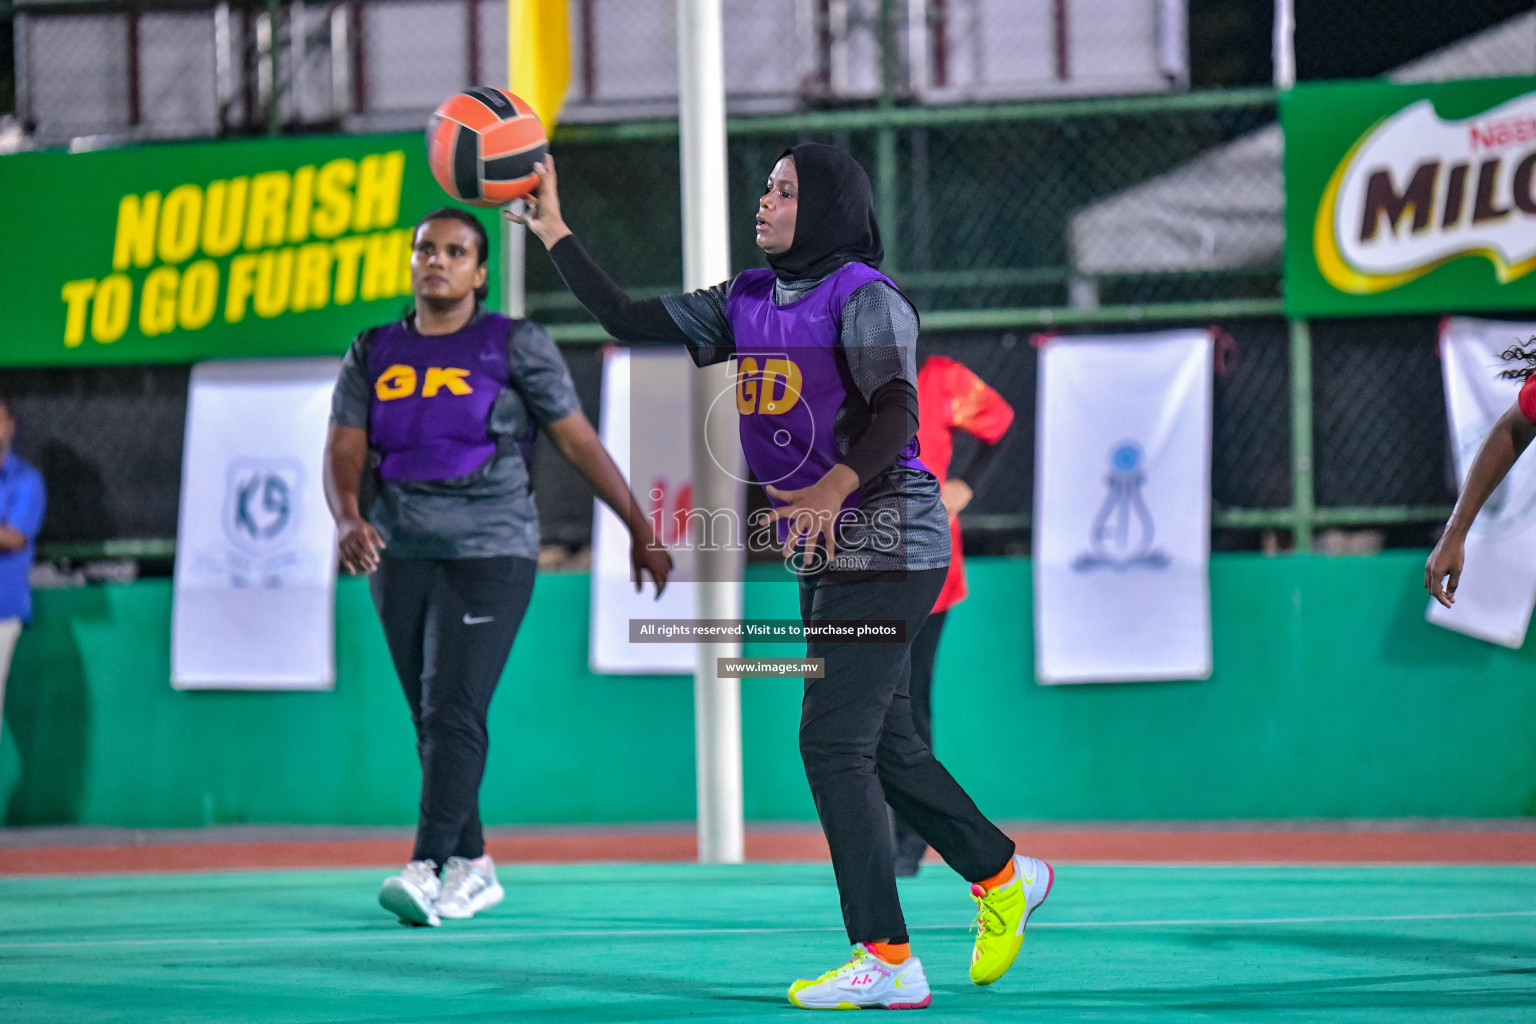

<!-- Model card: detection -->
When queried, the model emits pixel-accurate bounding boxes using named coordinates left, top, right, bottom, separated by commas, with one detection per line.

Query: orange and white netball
left=426, top=86, right=547, bottom=207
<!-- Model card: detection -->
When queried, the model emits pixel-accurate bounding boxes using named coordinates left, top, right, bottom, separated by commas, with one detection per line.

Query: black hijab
left=764, top=143, right=885, bottom=282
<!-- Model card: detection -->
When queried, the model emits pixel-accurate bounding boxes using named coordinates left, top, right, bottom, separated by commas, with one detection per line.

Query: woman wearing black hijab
left=511, top=144, right=1051, bottom=1010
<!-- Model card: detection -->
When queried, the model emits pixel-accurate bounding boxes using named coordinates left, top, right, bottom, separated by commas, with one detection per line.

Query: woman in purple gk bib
left=515, top=145, right=1051, bottom=1010
left=324, top=208, right=672, bottom=927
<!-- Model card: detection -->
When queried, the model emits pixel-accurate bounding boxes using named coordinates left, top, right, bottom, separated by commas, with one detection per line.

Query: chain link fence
left=1, top=0, right=1529, bottom=560
left=907, top=317, right=1302, bottom=556
left=533, top=97, right=1279, bottom=318
left=1310, top=317, right=1452, bottom=512
left=2, top=0, right=1193, bottom=144
left=2, top=366, right=189, bottom=555
left=1186, top=0, right=1536, bottom=87
left=1295, top=0, right=1535, bottom=83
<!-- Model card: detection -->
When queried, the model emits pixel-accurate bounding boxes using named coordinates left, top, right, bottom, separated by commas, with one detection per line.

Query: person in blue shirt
left=0, top=399, right=46, bottom=726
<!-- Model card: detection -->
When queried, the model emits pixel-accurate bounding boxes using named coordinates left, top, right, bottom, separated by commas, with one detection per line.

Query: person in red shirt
left=1426, top=346, right=1536, bottom=606
left=892, top=354, right=1015, bottom=876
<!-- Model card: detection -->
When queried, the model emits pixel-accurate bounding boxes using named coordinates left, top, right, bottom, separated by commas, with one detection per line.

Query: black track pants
left=798, top=570, right=1015, bottom=945
left=370, top=555, right=536, bottom=865
left=890, top=609, right=948, bottom=867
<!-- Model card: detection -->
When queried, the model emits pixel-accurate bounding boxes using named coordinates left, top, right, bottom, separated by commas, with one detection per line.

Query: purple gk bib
left=368, top=313, right=514, bottom=481
left=727, top=264, right=926, bottom=532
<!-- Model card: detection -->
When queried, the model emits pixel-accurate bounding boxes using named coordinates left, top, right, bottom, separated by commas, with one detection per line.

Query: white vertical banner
left=1429, top=317, right=1536, bottom=648
left=171, top=359, right=341, bottom=690
left=1035, top=329, right=1214, bottom=684
left=590, top=347, right=699, bottom=673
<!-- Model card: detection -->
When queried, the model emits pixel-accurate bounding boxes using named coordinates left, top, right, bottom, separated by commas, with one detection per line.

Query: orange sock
left=979, top=858, right=1016, bottom=892
left=868, top=941, right=910, bottom=964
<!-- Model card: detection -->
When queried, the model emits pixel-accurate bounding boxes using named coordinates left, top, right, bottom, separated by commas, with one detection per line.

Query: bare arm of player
left=1425, top=402, right=1536, bottom=607
left=544, top=409, right=673, bottom=597
left=323, top=423, right=386, bottom=575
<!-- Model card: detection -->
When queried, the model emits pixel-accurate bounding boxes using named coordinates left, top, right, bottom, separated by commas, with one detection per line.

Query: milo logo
left=1315, top=91, right=1536, bottom=294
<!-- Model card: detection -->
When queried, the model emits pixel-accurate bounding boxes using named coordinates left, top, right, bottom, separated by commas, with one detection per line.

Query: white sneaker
left=437, top=854, right=506, bottom=920
left=788, top=944, right=932, bottom=1010
left=378, top=859, right=441, bottom=927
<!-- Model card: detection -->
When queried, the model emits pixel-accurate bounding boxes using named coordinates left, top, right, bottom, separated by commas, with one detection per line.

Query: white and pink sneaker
left=788, top=944, right=932, bottom=1010
left=437, top=854, right=505, bottom=919
left=378, top=859, right=441, bottom=927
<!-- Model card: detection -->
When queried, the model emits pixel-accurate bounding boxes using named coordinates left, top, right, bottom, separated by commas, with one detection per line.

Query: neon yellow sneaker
left=788, top=944, right=932, bottom=1010
left=969, top=854, right=1053, bottom=985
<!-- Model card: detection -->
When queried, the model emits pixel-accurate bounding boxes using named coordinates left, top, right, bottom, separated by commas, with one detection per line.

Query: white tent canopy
left=1067, top=13, right=1536, bottom=287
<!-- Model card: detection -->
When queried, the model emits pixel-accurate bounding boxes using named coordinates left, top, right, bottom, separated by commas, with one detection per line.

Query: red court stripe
left=2, top=828, right=1534, bottom=875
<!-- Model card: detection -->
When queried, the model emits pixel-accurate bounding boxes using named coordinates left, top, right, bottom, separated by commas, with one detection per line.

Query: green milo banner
left=0, top=133, right=498, bottom=367
left=1284, top=76, right=1536, bottom=317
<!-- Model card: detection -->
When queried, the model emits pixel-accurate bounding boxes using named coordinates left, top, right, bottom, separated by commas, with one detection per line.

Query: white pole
left=678, top=0, right=745, bottom=865
left=1272, top=0, right=1295, bottom=89
left=905, top=0, right=928, bottom=96
left=502, top=0, right=527, bottom=320
left=502, top=207, right=527, bottom=318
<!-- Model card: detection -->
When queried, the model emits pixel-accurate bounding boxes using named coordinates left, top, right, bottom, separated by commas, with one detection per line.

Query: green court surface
left=2, top=863, right=1534, bottom=1023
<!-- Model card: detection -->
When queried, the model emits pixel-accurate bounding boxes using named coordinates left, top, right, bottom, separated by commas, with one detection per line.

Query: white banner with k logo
left=171, top=358, right=339, bottom=689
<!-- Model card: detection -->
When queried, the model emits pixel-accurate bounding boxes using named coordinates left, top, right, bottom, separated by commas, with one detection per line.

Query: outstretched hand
left=1424, top=530, right=1465, bottom=608
left=504, top=155, right=571, bottom=249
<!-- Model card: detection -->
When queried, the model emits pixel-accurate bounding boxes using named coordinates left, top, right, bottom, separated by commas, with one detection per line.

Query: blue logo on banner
left=1073, top=441, right=1170, bottom=572
left=222, top=458, right=303, bottom=555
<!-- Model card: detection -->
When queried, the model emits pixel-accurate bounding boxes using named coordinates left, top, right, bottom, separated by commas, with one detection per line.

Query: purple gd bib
left=726, top=264, right=927, bottom=535
left=367, top=313, right=514, bottom=481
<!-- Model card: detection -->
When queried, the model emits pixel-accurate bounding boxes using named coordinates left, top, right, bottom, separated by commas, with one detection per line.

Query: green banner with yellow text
left=1284, top=76, right=1536, bottom=318
left=0, top=133, right=498, bottom=367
